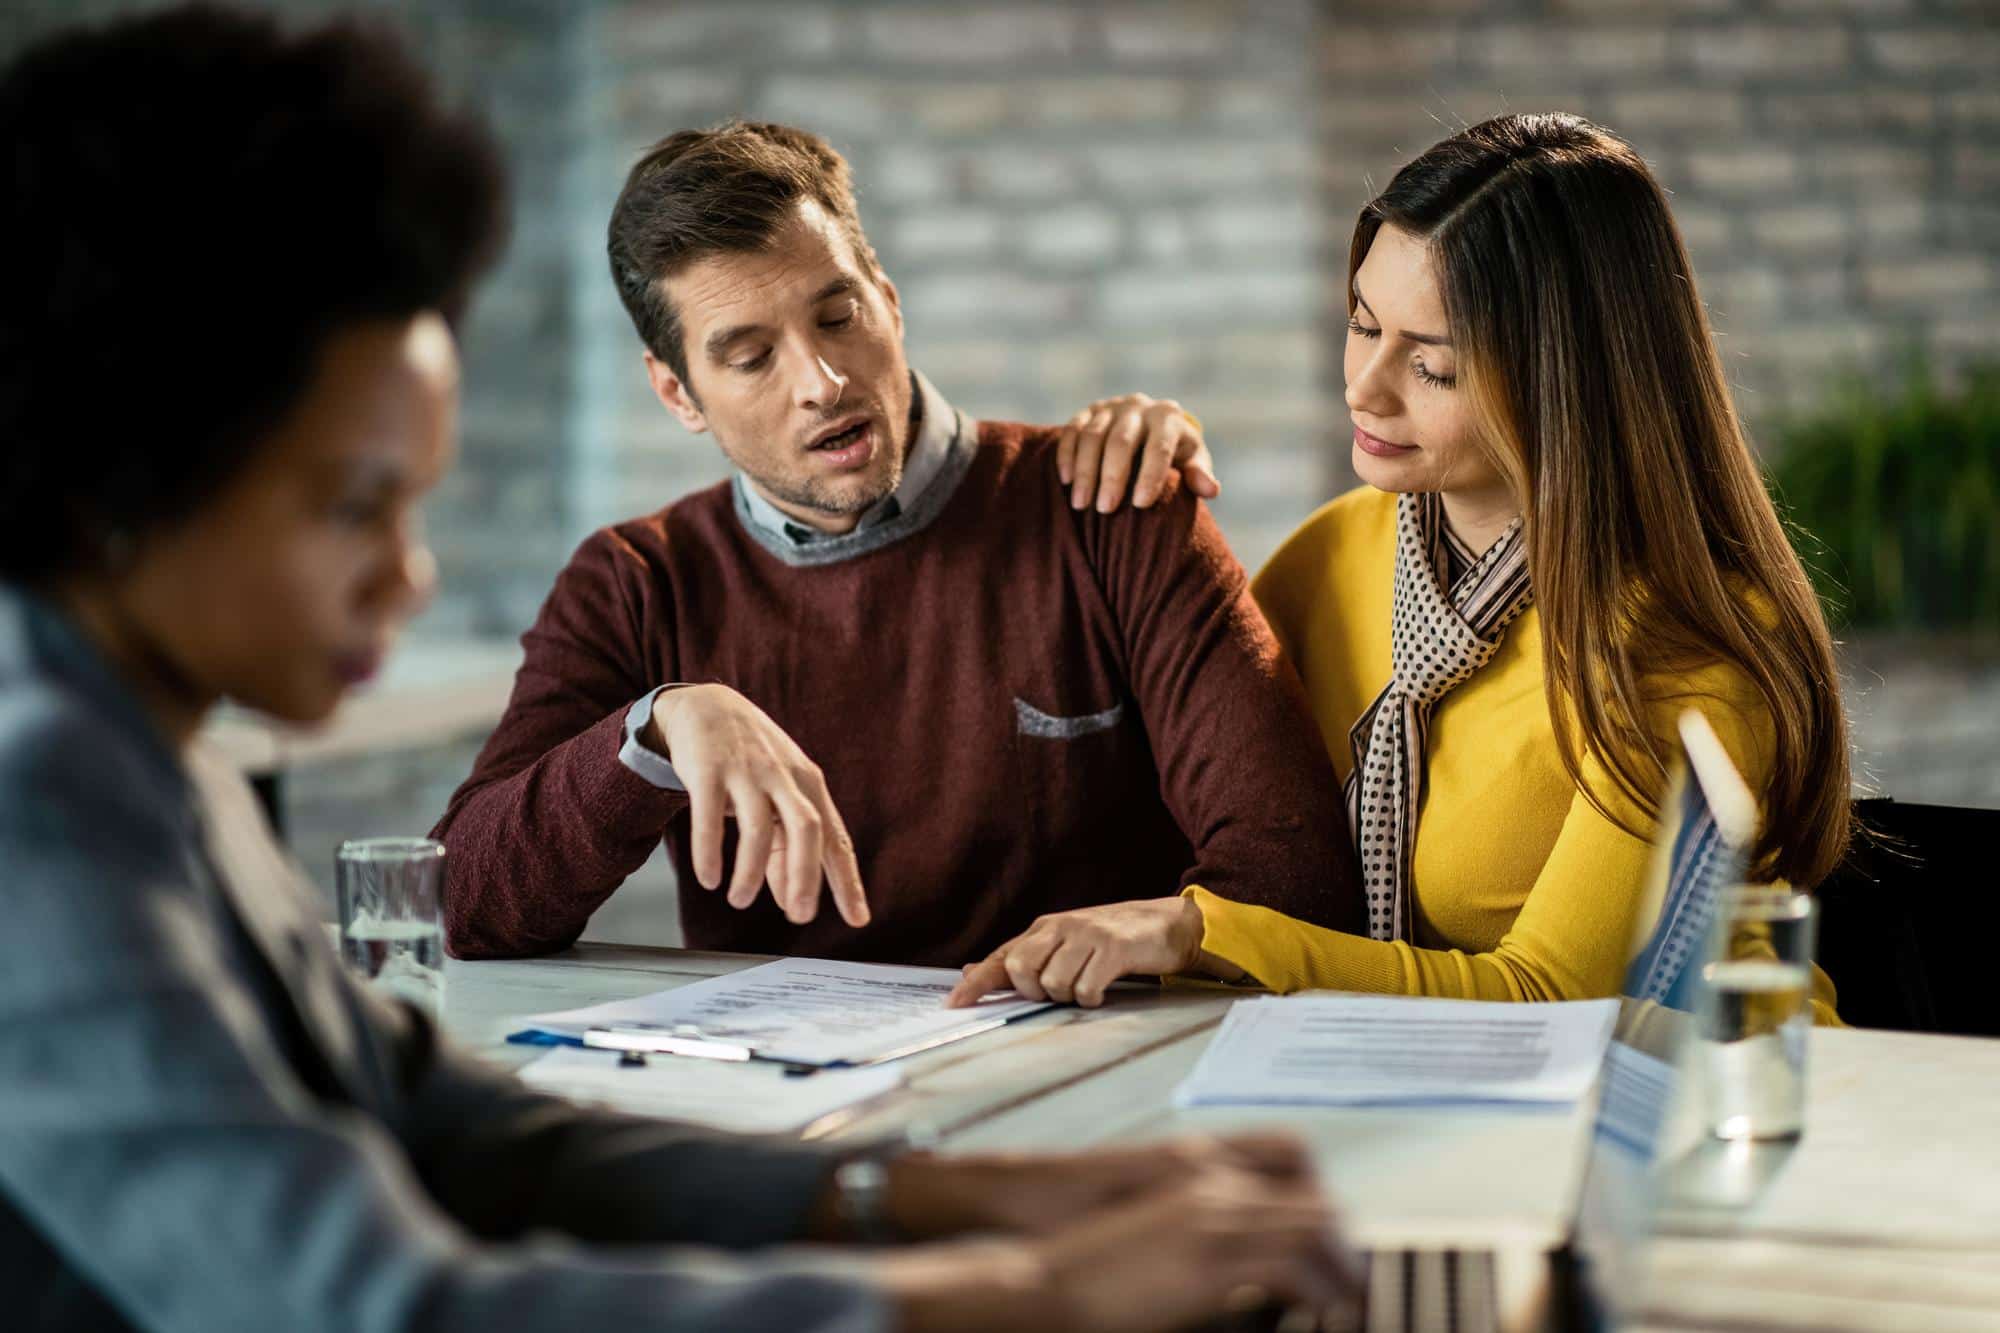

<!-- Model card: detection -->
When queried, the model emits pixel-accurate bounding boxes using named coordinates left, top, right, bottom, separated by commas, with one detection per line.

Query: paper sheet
left=514, top=956, right=1053, bottom=1067
left=1592, top=1039, right=1679, bottom=1158
left=519, top=1047, right=903, bottom=1136
left=1173, top=994, right=1620, bottom=1108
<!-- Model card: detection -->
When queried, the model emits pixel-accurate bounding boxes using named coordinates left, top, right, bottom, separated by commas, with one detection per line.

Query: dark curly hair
left=0, top=4, right=508, bottom=581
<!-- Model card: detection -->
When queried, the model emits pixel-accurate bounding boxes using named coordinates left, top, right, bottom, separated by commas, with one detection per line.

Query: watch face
left=837, top=1157, right=894, bottom=1243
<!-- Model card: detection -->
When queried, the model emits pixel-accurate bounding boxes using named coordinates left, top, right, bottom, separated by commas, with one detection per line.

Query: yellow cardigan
left=1191, top=486, right=1840, bottom=1022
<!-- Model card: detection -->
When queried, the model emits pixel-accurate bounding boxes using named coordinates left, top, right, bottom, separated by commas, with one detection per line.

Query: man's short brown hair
left=606, top=120, right=883, bottom=385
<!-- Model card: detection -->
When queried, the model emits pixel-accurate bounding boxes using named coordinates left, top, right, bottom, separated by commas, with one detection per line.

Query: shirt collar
left=737, top=369, right=954, bottom=548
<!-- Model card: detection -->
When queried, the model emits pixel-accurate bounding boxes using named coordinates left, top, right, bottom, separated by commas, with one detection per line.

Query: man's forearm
left=434, top=704, right=685, bottom=958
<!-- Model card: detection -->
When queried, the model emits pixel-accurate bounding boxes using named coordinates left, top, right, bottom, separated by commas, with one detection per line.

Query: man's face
left=645, top=199, right=913, bottom=534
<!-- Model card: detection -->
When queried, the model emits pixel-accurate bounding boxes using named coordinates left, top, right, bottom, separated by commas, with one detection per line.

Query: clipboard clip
left=583, top=1023, right=755, bottom=1063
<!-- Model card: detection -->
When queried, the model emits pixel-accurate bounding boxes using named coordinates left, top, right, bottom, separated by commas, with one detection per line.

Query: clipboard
left=505, top=957, right=1058, bottom=1074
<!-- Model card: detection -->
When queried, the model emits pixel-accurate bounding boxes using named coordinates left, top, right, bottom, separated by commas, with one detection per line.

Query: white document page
left=1174, top=994, right=1620, bottom=1108
left=516, top=957, right=1053, bottom=1067
left=1592, top=1039, right=1679, bottom=1158
left=519, top=1047, right=903, bottom=1136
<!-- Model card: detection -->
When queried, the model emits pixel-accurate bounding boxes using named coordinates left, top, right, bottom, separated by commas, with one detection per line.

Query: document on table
left=519, top=1047, right=904, bottom=1137
left=1173, top=994, right=1620, bottom=1108
left=511, top=956, right=1055, bottom=1068
left=1591, top=1039, right=1679, bottom=1158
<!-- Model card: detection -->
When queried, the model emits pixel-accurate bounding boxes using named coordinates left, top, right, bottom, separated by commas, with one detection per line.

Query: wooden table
left=444, top=943, right=2000, bottom=1330
left=1633, top=1025, right=2000, bottom=1331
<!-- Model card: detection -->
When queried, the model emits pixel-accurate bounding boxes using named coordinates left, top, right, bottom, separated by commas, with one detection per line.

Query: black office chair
left=1815, top=797, right=2000, bottom=1037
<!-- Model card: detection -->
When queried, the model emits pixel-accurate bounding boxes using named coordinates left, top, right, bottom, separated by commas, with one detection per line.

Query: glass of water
left=337, top=837, right=447, bottom=1018
left=1697, top=887, right=1818, bottom=1142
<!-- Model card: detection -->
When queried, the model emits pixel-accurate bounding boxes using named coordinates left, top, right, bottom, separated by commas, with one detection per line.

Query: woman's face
left=1344, top=224, right=1508, bottom=508
left=119, top=313, right=458, bottom=725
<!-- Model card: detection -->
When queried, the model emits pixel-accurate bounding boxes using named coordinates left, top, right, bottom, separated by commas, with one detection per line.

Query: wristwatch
left=832, top=1155, right=897, bottom=1245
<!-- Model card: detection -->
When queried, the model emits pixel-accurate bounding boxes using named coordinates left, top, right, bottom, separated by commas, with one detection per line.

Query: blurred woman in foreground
left=956, top=114, right=1846, bottom=1021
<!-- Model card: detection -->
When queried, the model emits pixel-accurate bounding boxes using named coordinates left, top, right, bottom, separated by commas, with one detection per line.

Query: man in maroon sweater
left=434, top=122, right=1360, bottom=991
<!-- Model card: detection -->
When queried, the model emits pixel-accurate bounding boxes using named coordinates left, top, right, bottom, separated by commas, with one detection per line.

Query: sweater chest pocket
left=1013, top=697, right=1123, bottom=740
left=1010, top=692, right=1152, bottom=850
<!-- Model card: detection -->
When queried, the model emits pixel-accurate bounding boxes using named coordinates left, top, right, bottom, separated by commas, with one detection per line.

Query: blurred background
left=6, top=0, right=1995, bottom=942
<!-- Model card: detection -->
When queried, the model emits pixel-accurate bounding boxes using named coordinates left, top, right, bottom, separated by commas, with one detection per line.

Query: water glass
left=336, top=837, right=447, bottom=1018
left=1696, top=887, right=1818, bottom=1142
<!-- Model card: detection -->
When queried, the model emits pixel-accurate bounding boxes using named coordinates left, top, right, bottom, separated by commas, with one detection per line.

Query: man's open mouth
left=809, top=418, right=869, bottom=451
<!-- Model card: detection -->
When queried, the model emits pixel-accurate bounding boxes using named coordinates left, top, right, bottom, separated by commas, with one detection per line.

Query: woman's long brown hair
left=1350, top=113, right=1850, bottom=886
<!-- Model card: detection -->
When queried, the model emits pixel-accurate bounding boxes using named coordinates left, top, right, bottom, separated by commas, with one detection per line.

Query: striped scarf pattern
left=1346, top=491, right=1534, bottom=942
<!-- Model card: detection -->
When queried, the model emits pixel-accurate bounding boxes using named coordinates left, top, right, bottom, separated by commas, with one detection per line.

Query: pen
left=583, top=1024, right=754, bottom=1062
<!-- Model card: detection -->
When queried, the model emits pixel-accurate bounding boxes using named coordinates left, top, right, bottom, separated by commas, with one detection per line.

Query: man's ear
left=643, top=349, right=708, bottom=434
left=878, top=275, right=903, bottom=341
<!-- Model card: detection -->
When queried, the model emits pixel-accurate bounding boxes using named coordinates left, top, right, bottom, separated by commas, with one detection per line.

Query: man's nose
left=793, top=352, right=848, bottom=413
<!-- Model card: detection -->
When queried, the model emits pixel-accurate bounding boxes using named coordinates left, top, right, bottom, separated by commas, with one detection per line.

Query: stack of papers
left=1173, top=994, right=1619, bottom=1109
left=519, top=1048, right=902, bottom=1137
left=511, top=957, right=1053, bottom=1069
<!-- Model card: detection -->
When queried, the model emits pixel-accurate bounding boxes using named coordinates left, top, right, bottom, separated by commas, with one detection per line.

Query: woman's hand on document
left=946, top=896, right=1233, bottom=1008
left=645, top=683, right=869, bottom=928
left=1056, top=392, right=1219, bottom=513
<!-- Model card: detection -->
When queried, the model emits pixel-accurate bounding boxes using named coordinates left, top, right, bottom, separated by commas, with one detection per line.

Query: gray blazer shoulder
left=0, top=584, right=887, bottom=1333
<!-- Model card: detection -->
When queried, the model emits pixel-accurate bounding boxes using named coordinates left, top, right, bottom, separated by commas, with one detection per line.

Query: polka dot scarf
left=1346, top=491, right=1533, bottom=942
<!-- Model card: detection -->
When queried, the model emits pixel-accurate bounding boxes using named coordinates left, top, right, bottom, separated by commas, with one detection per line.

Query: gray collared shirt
left=736, top=369, right=957, bottom=548
left=620, top=369, right=976, bottom=791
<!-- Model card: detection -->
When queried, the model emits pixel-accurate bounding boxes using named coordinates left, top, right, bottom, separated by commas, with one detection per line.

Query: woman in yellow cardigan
left=949, top=113, right=1849, bottom=1019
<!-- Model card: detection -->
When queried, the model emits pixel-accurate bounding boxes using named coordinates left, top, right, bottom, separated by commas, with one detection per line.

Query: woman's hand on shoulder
left=1056, top=393, right=1219, bottom=513
left=946, top=897, right=1208, bottom=1009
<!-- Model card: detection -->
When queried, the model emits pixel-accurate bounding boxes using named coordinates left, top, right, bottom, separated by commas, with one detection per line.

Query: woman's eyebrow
left=320, top=455, right=408, bottom=497
left=1351, top=280, right=1452, bottom=346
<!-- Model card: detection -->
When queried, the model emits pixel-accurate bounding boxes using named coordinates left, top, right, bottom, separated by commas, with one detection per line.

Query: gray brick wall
left=569, top=0, right=1333, bottom=573
left=1316, top=0, right=2000, bottom=421
left=6, top=1, right=1995, bottom=944
left=9, top=0, right=1994, bottom=630
left=414, top=0, right=584, bottom=638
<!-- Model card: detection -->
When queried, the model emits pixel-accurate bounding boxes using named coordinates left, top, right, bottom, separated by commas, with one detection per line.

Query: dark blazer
left=0, top=585, right=885, bottom=1332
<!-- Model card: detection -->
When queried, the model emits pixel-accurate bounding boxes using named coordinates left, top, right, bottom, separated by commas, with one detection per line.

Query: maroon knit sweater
left=434, top=421, right=1361, bottom=963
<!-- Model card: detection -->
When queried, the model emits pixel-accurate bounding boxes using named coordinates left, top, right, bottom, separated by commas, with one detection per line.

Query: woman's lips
left=1354, top=425, right=1417, bottom=458
left=333, top=650, right=383, bottom=687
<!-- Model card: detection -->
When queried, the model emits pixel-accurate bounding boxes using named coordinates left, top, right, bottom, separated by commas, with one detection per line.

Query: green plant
left=1767, top=359, right=2000, bottom=631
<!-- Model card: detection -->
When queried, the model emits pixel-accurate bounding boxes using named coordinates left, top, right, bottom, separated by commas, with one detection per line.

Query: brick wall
left=569, top=0, right=1332, bottom=572
left=411, top=0, right=584, bottom=638
left=1316, top=0, right=2000, bottom=422
left=18, top=0, right=1990, bottom=629
left=6, top=1, right=1995, bottom=939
